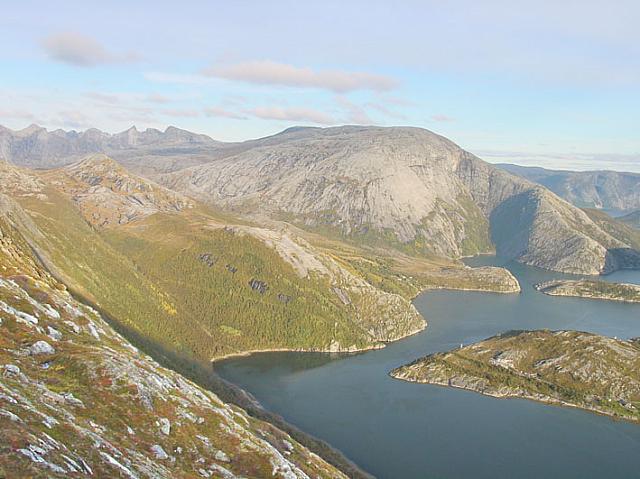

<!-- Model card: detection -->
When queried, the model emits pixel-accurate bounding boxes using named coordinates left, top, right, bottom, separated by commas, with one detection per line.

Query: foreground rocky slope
left=159, top=126, right=640, bottom=275
left=391, top=330, right=640, bottom=422
left=0, top=197, right=348, bottom=479
left=498, top=163, right=640, bottom=213
left=535, top=279, right=640, bottom=303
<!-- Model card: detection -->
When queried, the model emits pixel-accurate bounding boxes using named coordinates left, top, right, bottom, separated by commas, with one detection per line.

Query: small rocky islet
left=391, top=329, right=640, bottom=422
left=535, top=279, right=640, bottom=303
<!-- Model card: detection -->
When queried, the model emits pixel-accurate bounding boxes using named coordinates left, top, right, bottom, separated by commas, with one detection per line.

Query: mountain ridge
left=157, top=125, right=640, bottom=275
left=3, top=123, right=640, bottom=275
left=497, top=163, right=640, bottom=213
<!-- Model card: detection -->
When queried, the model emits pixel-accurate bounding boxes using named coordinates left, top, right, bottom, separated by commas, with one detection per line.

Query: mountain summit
left=159, top=126, right=640, bottom=275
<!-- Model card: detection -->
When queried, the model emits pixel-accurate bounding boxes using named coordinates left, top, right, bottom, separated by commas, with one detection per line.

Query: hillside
left=497, top=163, right=640, bottom=213
left=159, top=126, right=640, bottom=275
left=620, top=210, right=640, bottom=229
left=0, top=194, right=348, bottom=479
left=44, top=154, right=194, bottom=227
left=0, top=157, right=523, bottom=365
left=391, top=330, right=640, bottom=422
left=2, top=159, right=422, bottom=360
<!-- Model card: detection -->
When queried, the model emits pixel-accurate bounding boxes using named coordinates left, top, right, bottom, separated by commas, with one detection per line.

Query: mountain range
left=2, top=122, right=640, bottom=477
left=2, top=124, right=640, bottom=275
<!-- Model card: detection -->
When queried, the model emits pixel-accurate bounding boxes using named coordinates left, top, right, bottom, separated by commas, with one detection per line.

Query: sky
left=1, top=0, right=639, bottom=172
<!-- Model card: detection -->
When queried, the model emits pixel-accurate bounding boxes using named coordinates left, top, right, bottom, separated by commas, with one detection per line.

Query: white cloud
left=144, top=93, right=172, bottom=104
left=144, top=72, right=212, bottom=85
left=204, top=107, right=247, bottom=120
left=162, top=109, right=201, bottom=118
left=203, top=60, right=397, bottom=93
left=249, top=106, right=335, bottom=124
left=431, top=114, right=455, bottom=122
left=335, top=96, right=374, bottom=124
left=0, top=109, right=36, bottom=121
left=42, top=32, right=139, bottom=67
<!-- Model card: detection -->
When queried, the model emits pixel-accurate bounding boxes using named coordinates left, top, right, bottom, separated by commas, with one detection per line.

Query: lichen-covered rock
left=28, top=341, right=55, bottom=356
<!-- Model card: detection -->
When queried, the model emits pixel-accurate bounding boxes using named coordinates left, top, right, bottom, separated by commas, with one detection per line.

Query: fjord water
left=215, top=258, right=640, bottom=479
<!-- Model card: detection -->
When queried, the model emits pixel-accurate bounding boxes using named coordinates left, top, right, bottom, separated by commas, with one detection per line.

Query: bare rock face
left=3, top=124, right=639, bottom=274
left=160, top=126, right=639, bottom=275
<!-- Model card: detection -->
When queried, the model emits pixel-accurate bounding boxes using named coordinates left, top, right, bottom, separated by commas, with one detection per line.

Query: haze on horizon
left=1, top=0, right=639, bottom=172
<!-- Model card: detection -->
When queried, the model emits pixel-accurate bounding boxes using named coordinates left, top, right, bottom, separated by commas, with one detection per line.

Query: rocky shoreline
left=535, top=279, right=640, bottom=303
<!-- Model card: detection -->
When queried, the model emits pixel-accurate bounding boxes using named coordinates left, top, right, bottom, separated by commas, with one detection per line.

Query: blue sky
left=1, top=0, right=639, bottom=171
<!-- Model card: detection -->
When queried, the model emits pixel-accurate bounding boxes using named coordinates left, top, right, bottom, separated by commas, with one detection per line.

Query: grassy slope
left=16, top=190, right=374, bottom=360
left=0, top=209, right=348, bottom=479
left=102, top=212, right=372, bottom=357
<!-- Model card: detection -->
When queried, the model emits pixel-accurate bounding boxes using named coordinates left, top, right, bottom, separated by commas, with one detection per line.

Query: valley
left=1, top=124, right=640, bottom=478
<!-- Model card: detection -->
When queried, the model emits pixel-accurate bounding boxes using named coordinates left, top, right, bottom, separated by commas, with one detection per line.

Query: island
left=535, top=279, right=640, bottom=303
left=390, top=330, right=640, bottom=422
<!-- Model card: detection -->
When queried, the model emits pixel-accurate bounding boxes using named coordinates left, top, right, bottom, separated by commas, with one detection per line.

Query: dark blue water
left=215, top=259, right=640, bottom=479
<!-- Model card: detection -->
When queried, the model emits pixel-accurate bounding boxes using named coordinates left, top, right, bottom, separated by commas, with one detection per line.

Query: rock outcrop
left=44, top=155, right=194, bottom=228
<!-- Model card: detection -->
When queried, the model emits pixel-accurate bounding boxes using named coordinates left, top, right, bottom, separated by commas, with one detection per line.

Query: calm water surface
left=215, top=258, right=640, bottom=479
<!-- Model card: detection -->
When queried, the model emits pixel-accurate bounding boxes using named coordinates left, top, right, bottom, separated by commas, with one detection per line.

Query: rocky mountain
left=159, top=126, right=640, bottom=275
left=497, top=163, right=640, bottom=213
left=0, top=124, right=222, bottom=173
left=3, top=124, right=639, bottom=275
left=0, top=158, right=428, bottom=360
left=391, top=330, right=640, bottom=423
left=0, top=194, right=349, bottom=479
left=0, top=152, right=524, bottom=478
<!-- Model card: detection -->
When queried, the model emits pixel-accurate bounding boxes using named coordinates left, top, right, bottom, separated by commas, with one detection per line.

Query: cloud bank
left=42, top=32, right=139, bottom=67
left=203, top=60, right=397, bottom=93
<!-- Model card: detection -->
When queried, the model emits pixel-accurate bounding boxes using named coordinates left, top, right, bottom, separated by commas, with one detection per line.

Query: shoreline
left=389, top=374, right=640, bottom=424
left=535, top=279, right=640, bottom=304
left=211, top=272, right=523, bottom=365
left=211, top=322, right=427, bottom=364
